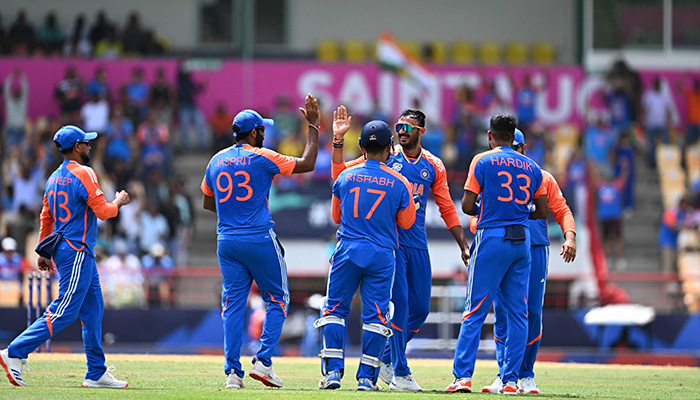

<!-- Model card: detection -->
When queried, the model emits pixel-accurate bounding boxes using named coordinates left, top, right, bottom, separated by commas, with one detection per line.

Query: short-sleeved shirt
left=464, top=146, right=545, bottom=229
left=201, top=144, right=297, bottom=238
left=596, top=180, right=623, bottom=221
left=44, top=160, right=113, bottom=256
left=332, top=147, right=461, bottom=250
left=333, top=160, right=414, bottom=250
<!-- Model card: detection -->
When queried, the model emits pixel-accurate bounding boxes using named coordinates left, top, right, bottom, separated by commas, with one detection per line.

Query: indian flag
left=376, top=31, right=434, bottom=89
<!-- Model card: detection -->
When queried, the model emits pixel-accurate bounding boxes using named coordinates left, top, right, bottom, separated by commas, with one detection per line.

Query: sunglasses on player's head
left=395, top=123, right=424, bottom=133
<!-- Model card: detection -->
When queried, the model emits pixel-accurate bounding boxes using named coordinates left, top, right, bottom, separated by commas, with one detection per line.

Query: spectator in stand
left=80, top=91, right=110, bottom=134
left=139, top=202, right=170, bottom=256
left=168, top=178, right=194, bottom=267
left=3, top=69, right=29, bottom=151
left=141, top=29, right=165, bottom=56
left=137, top=110, right=170, bottom=176
left=606, top=59, right=643, bottom=123
left=122, top=67, right=150, bottom=126
left=177, top=60, right=208, bottom=151
left=117, top=181, right=144, bottom=253
left=676, top=77, right=700, bottom=153
left=209, top=102, right=234, bottom=151
left=605, top=78, right=632, bottom=139
left=54, top=66, right=84, bottom=124
left=89, top=10, right=112, bottom=49
left=0, top=237, right=24, bottom=282
left=515, top=74, right=538, bottom=133
left=524, top=124, right=548, bottom=167
left=141, top=243, right=175, bottom=307
left=615, top=131, right=636, bottom=215
left=94, top=26, right=122, bottom=59
left=584, top=115, right=615, bottom=172
left=122, top=11, right=145, bottom=55
left=272, top=95, right=301, bottom=142
left=36, top=12, right=63, bottom=56
left=100, top=239, right=145, bottom=308
left=8, top=10, right=35, bottom=55
left=104, top=104, right=136, bottom=166
left=596, top=163, right=629, bottom=271
left=564, top=148, right=588, bottom=221
left=642, top=77, right=674, bottom=168
left=10, top=158, right=43, bottom=213
left=63, top=14, right=92, bottom=57
left=659, top=196, right=691, bottom=275
left=86, top=66, right=110, bottom=102
left=149, top=67, right=175, bottom=130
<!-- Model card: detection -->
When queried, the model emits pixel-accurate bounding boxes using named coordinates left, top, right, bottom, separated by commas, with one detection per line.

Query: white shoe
left=0, top=348, right=29, bottom=387
left=318, top=370, right=341, bottom=390
left=481, top=377, right=504, bottom=393
left=225, top=374, right=245, bottom=389
left=502, top=381, right=520, bottom=395
left=390, top=374, right=422, bottom=391
left=249, top=358, right=283, bottom=388
left=378, top=362, right=393, bottom=384
left=81, top=371, right=128, bottom=388
left=519, top=377, right=540, bottom=394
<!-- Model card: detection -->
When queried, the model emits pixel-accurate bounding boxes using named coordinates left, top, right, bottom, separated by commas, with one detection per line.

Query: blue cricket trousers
left=8, top=241, right=107, bottom=380
left=452, top=227, right=530, bottom=384
left=217, top=230, right=289, bottom=378
left=494, top=244, right=549, bottom=379
left=381, top=245, right=431, bottom=376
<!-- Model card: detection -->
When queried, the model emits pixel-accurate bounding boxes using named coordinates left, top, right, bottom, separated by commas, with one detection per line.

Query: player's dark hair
left=399, top=109, right=426, bottom=127
left=56, top=141, right=74, bottom=154
left=231, top=124, right=253, bottom=142
left=489, top=113, right=517, bottom=143
left=363, top=142, right=389, bottom=155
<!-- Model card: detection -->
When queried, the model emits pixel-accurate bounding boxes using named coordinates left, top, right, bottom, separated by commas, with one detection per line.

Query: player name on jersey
left=343, top=172, right=396, bottom=188
left=213, top=155, right=254, bottom=167
left=490, top=155, right=535, bottom=172
left=47, top=176, right=73, bottom=186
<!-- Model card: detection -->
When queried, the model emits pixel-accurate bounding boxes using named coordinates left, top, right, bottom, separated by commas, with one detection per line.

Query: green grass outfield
left=1, top=354, right=698, bottom=399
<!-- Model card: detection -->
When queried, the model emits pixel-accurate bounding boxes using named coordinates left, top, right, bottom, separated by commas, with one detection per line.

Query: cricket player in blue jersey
left=447, top=114, right=549, bottom=394
left=317, top=120, right=416, bottom=391
left=473, top=129, right=577, bottom=395
left=331, top=106, right=469, bottom=391
left=1, top=126, right=130, bottom=388
left=201, top=94, right=320, bottom=389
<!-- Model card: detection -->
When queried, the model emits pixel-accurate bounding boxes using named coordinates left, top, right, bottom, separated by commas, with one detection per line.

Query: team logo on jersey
left=392, top=162, right=403, bottom=172
left=420, top=169, right=430, bottom=180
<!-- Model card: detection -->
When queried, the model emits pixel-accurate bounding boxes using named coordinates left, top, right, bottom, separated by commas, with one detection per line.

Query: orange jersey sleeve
left=331, top=194, right=341, bottom=224
left=201, top=175, right=214, bottom=196
left=253, top=147, right=297, bottom=177
left=463, top=150, right=496, bottom=194
left=426, top=153, right=461, bottom=230
left=68, top=163, right=119, bottom=220
left=38, top=195, right=55, bottom=242
left=332, top=156, right=364, bottom=180
left=543, top=170, right=575, bottom=235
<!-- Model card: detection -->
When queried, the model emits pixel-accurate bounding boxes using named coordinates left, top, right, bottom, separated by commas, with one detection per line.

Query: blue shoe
left=357, top=377, right=380, bottom=391
left=319, top=370, right=341, bottom=390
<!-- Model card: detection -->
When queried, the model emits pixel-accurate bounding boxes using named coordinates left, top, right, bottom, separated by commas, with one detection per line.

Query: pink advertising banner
left=0, top=58, right=698, bottom=128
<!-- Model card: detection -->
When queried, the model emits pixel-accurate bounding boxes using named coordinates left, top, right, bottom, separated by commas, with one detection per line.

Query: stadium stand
left=479, top=41, right=501, bottom=64
left=505, top=41, right=528, bottom=64
left=343, top=39, right=366, bottom=62
left=316, top=39, right=340, bottom=62
left=532, top=41, right=556, bottom=64
left=451, top=41, right=474, bottom=64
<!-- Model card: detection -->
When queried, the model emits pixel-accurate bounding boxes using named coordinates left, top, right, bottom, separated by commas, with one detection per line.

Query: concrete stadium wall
left=2, top=0, right=577, bottom=62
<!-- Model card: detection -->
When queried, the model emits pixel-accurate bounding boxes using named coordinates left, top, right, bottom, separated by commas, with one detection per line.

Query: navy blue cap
left=513, top=128, right=525, bottom=146
left=232, top=109, right=274, bottom=136
left=360, top=120, right=392, bottom=147
left=53, top=125, right=98, bottom=151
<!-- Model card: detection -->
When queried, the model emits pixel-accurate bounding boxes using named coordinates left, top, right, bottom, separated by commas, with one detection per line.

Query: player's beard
left=80, top=149, right=91, bottom=164
left=400, top=133, right=420, bottom=150
left=254, top=134, right=264, bottom=148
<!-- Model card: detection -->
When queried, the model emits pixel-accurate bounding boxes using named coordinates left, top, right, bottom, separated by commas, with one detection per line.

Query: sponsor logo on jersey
left=392, top=162, right=403, bottom=172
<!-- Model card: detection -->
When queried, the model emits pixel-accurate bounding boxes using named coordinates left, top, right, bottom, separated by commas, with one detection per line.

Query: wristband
left=333, top=143, right=344, bottom=148
left=308, top=123, right=320, bottom=132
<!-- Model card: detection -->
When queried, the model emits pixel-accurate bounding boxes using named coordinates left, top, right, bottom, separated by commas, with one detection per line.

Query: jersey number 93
left=217, top=171, right=253, bottom=202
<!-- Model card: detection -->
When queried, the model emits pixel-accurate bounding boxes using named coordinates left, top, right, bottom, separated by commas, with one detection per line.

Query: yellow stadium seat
left=317, top=39, right=340, bottom=62
left=425, top=41, right=448, bottom=64
left=400, top=41, right=421, bottom=60
left=505, top=42, right=528, bottom=64
left=452, top=41, right=474, bottom=64
left=533, top=42, right=556, bottom=64
left=344, top=40, right=366, bottom=62
left=479, top=41, right=502, bottom=65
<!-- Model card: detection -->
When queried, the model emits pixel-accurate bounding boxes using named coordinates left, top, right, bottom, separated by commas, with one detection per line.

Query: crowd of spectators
left=0, top=9, right=168, bottom=58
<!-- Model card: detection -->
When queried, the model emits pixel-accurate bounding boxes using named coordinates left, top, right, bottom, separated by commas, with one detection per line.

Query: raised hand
left=299, top=94, right=321, bottom=126
left=333, top=105, right=353, bottom=139
left=115, top=190, right=131, bottom=207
